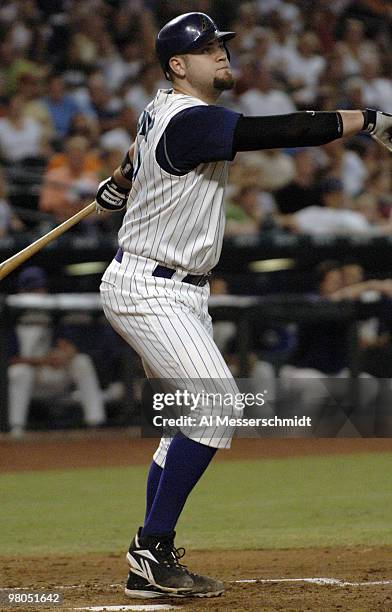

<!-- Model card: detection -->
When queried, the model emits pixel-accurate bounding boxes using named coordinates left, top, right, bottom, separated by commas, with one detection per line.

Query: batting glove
left=96, top=177, right=129, bottom=212
left=362, top=108, right=392, bottom=152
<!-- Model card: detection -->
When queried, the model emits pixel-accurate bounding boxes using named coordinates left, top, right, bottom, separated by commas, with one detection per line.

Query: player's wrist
left=108, top=175, right=130, bottom=194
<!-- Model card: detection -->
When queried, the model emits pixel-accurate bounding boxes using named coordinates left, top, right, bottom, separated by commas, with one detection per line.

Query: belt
left=114, top=248, right=210, bottom=287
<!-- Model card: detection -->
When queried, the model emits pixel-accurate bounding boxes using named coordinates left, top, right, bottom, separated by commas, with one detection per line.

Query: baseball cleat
left=126, top=529, right=194, bottom=593
left=125, top=570, right=225, bottom=599
left=126, top=529, right=224, bottom=597
left=125, top=571, right=185, bottom=598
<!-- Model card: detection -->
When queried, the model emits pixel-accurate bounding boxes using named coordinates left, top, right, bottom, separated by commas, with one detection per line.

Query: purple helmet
left=156, top=12, right=236, bottom=79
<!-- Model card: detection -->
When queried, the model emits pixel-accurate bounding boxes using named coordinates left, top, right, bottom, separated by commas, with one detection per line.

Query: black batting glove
left=362, top=108, right=392, bottom=152
left=95, top=177, right=130, bottom=212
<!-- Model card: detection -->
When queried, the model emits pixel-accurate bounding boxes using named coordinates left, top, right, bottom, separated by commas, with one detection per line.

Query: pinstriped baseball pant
left=100, top=252, right=238, bottom=468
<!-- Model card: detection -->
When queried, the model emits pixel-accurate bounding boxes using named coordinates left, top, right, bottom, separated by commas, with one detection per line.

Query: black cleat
left=125, top=571, right=185, bottom=598
left=125, top=528, right=224, bottom=598
left=126, top=529, right=194, bottom=593
left=124, top=569, right=225, bottom=599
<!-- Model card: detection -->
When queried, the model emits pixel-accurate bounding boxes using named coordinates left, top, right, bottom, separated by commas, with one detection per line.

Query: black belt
left=114, top=248, right=210, bottom=287
left=153, top=264, right=210, bottom=286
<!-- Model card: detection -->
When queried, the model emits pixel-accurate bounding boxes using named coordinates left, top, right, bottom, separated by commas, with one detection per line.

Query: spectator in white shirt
left=239, top=65, right=296, bottom=117
left=360, top=56, right=392, bottom=112
left=0, top=93, right=46, bottom=163
left=283, top=31, right=326, bottom=107
left=335, top=18, right=378, bottom=78
left=291, top=177, right=370, bottom=235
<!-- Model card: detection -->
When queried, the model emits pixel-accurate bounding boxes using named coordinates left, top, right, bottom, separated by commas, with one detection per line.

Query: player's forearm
left=113, top=167, right=133, bottom=190
left=113, top=144, right=135, bottom=189
left=232, top=110, right=367, bottom=152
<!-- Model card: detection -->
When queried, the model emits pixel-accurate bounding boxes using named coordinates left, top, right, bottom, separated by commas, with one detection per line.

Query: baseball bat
left=0, top=201, right=96, bottom=281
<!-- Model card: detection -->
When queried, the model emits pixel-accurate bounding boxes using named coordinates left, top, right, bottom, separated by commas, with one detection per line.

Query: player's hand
left=362, top=108, right=392, bottom=152
left=96, top=177, right=130, bottom=212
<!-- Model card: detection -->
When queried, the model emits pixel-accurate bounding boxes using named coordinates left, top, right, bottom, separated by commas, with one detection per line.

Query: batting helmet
left=156, top=12, right=236, bottom=79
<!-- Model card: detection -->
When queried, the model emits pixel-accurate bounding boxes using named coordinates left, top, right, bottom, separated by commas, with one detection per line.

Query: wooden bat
left=0, top=201, right=96, bottom=281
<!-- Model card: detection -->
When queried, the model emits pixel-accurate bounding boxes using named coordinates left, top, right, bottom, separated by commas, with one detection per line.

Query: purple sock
left=144, top=460, right=163, bottom=523
left=142, top=434, right=217, bottom=537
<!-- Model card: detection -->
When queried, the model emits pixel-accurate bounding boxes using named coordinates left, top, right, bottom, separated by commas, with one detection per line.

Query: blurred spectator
left=329, top=261, right=392, bottom=380
left=308, top=4, right=338, bottom=54
left=0, top=168, right=25, bottom=237
left=283, top=177, right=371, bottom=236
left=76, top=72, right=123, bottom=133
left=274, top=149, right=321, bottom=214
left=124, top=63, right=166, bottom=117
left=267, top=14, right=297, bottom=74
left=42, top=73, right=80, bottom=138
left=279, top=260, right=379, bottom=433
left=281, top=31, right=326, bottom=107
left=39, top=135, right=99, bottom=222
left=229, top=149, right=294, bottom=193
left=365, top=168, right=392, bottom=221
left=8, top=266, right=105, bottom=438
left=240, top=65, right=296, bottom=116
left=66, top=11, right=106, bottom=70
left=360, top=56, right=392, bottom=111
left=0, top=22, right=42, bottom=96
left=97, top=34, right=143, bottom=92
left=99, top=123, right=133, bottom=165
left=335, top=18, right=378, bottom=77
left=225, top=184, right=276, bottom=237
left=0, top=93, right=47, bottom=164
left=232, top=2, right=266, bottom=53
left=68, top=112, right=100, bottom=145
left=46, top=134, right=102, bottom=173
left=318, top=139, right=367, bottom=196
left=340, top=76, right=367, bottom=111
left=16, top=72, right=53, bottom=141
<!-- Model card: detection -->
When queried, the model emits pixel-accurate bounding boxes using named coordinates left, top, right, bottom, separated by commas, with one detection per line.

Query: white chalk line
left=1, top=578, right=392, bottom=592
left=73, top=606, right=177, bottom=611
left=234, top=578, right=392, bottom=587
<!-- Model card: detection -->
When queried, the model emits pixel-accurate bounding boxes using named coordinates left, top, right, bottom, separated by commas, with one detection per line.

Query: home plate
left=73, top=606, right=178, bottom=611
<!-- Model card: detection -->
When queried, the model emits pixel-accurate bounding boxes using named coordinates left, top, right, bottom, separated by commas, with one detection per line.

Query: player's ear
left=168, top=55, right=186, bottom=79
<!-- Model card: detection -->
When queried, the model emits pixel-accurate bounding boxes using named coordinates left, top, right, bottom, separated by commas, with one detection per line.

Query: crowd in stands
left=1, top=1, right=392, bottom=435
left=0, top=0, right=391, bottom=244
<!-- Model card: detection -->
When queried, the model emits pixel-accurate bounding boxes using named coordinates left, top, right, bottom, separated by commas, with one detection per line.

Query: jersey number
left=133, top=110, right=155, bottom=179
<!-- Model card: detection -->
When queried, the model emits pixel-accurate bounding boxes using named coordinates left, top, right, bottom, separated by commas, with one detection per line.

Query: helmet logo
left=201, top=15, right=209, bottom=31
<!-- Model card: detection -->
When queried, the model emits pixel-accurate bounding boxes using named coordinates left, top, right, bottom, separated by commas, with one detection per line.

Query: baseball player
left=95, top=12, right=392, bottom=599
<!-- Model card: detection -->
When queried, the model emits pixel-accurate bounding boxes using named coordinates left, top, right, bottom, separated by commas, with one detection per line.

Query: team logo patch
left=201, top=15, right=209, bottom=31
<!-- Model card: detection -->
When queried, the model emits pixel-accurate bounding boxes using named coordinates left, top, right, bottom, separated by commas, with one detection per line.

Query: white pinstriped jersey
left=118, top=89, right=230, bottom=274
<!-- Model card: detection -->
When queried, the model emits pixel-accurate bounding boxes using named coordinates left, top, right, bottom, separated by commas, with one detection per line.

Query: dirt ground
left=1, top=433, right=392, bottom=611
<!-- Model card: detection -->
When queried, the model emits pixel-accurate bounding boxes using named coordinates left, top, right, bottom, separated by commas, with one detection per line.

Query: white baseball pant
left=100, top=252, right=239, bottom=467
